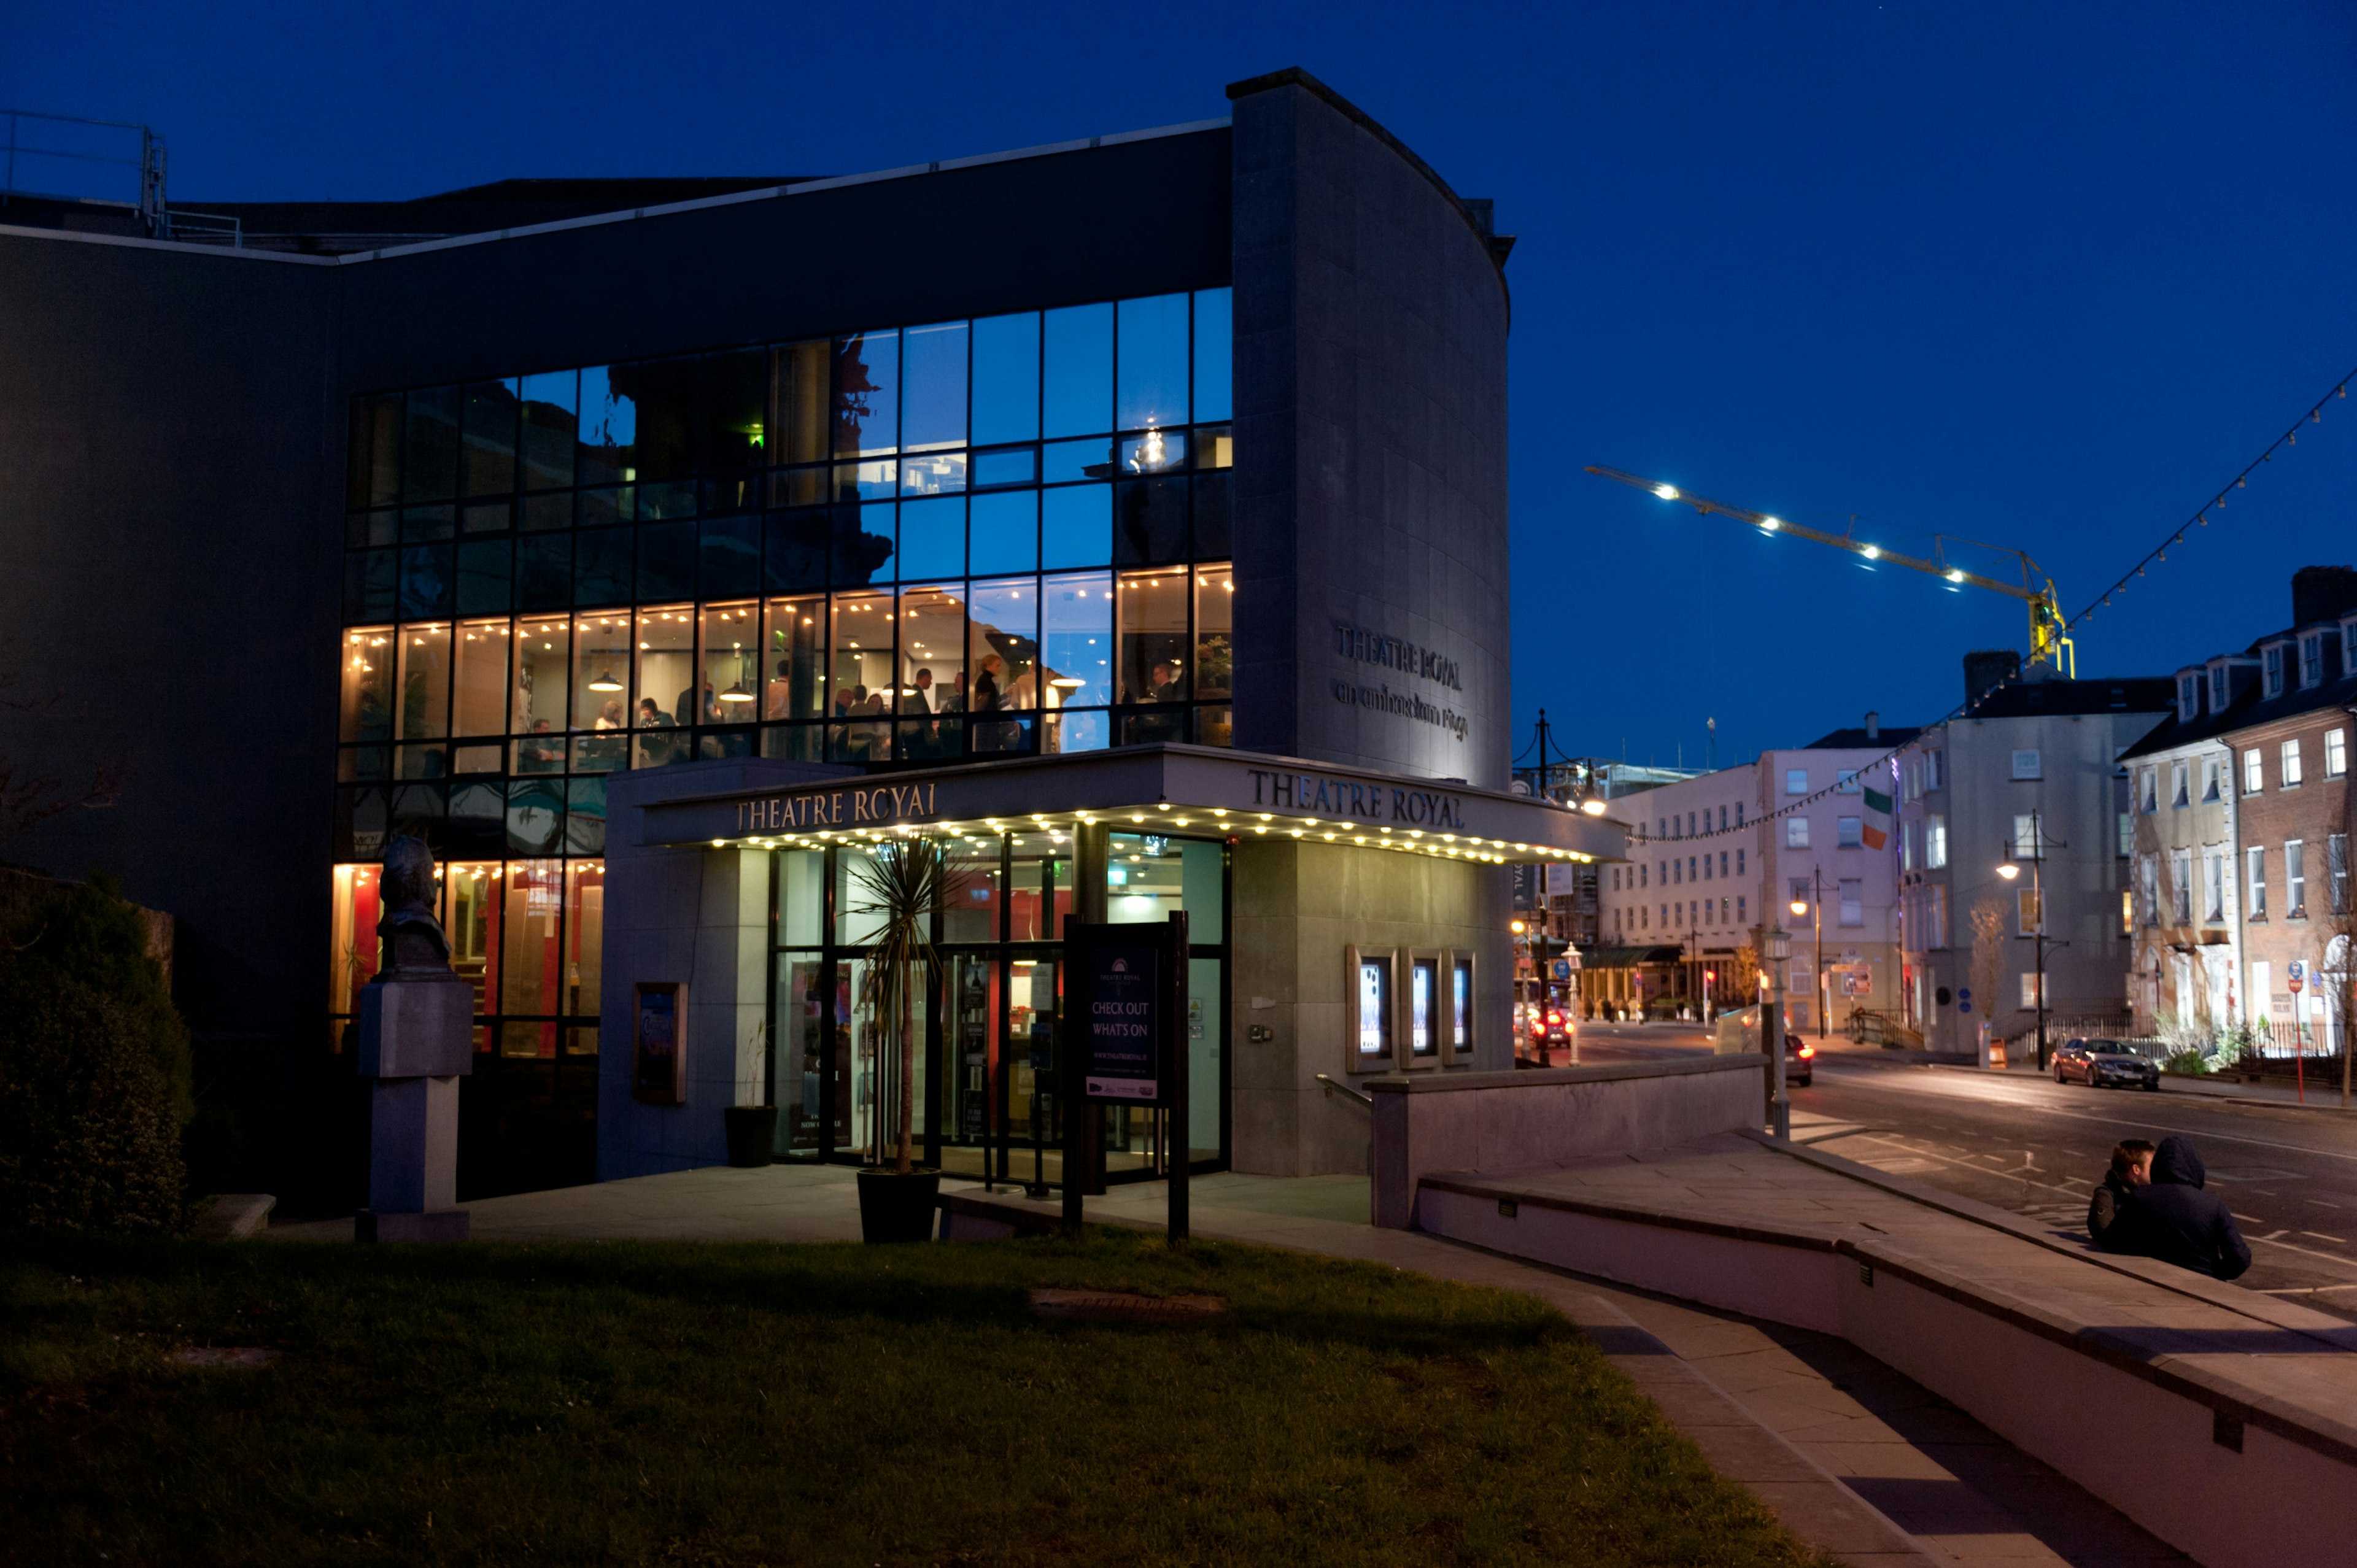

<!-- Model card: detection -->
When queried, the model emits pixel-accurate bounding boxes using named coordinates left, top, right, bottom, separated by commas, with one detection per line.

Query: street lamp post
left=1814, top=865, right=1829, bottom=1042
left=1762, top=924, right=1792, bottom=1138
left=1996, top=808, right=2054, bottom=1070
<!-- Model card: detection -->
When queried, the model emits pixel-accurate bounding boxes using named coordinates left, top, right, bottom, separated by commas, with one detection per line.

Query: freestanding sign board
left=1062, top=912, right=1190, bottom=1239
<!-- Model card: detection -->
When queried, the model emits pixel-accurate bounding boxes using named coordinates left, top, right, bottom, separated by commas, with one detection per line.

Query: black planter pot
left=856, top=1167, right=942, bottom=1243
left=723, top=1105, right=778, bottom=1168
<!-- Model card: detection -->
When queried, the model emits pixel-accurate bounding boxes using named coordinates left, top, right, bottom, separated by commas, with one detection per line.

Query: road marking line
left=2258, top=1283, right=2357, bottom=1294
left=1821, top=1075, right=2357, bottom=1164
left=2299, top=1232, right=2347, bottom=1245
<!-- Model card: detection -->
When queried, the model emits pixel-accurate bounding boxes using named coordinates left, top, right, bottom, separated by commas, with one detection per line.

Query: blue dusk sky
left=7, top=2, right=2353, bottom=771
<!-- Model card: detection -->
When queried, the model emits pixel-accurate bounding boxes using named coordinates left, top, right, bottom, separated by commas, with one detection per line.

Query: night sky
left=10, top=2, right=2354, bottom=771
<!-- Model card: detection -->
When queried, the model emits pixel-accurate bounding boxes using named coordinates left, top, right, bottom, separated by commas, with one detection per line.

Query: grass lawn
left=2, top=1230, right=1833, bottom=1567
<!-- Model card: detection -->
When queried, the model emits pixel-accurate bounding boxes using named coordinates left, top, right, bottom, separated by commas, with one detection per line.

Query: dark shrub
left=0, top=877, right=192, bottom=1235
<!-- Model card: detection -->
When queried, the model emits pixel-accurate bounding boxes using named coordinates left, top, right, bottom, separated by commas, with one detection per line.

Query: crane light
left=1947, top=568, right=1965, bottom=583
left=1861, top=544, right=1881, bottom=560
left=1760, top=516, right=1782, bottom=531
left=1654, top=484, right=1679, bottom=501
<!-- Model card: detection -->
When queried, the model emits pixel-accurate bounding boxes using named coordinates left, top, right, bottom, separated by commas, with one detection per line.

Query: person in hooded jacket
left=2097, top=1135, right=2253, bottom=1280
left=2087, top=1138, right=2154, bottom=1243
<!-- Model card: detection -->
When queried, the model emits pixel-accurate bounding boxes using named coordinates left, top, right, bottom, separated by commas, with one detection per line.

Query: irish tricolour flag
left=1861, top=784, right=1893, bottom=850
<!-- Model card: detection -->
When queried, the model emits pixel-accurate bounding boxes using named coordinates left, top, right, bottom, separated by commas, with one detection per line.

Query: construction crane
left=1585, top=466, right=2073, bottom=676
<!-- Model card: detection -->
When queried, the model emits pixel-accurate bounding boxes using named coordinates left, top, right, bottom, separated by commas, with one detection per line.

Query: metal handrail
left=1314, top=1073, right=1372, bottom=1108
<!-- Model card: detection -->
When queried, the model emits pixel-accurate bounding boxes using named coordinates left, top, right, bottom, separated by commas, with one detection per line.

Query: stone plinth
left=356, top=971, right=474, bottom=1242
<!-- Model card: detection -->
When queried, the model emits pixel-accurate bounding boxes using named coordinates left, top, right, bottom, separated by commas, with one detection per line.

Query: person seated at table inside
left=1147, top=659, right=1183, bottom=702
left=637, top=697, right=673, bottom=728
left=765, top=658, right=795, bottom=720
left=517, top=719, right=563, bottom=772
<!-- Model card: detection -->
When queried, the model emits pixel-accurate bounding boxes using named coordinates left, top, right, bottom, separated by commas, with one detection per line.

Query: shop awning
left=630, top=743, right=1628, bottom=866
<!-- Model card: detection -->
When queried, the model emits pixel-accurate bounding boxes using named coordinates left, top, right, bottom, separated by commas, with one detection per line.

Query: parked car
left=2053, top=1038, right=2160, bottom=1091
left=1713, top=1004, right=1814, bottom=1087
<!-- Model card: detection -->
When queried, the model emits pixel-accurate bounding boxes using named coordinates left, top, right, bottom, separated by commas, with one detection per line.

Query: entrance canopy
left=638, top=743, right=1625, bottom=867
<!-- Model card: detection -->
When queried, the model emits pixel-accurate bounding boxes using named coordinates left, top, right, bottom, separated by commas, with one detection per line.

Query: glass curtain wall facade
left=331, top=290, right=1233, bottom=1195
left=772, top=829, right=1229, bottom=1183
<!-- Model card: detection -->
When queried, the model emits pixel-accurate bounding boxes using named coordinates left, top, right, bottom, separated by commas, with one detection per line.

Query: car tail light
left=1546, top=1011, right=1563, bottom=1027
left=1797, top=1045, right=1816, bottom=1059
left=1530, top=1021, right=1544, bottom=1036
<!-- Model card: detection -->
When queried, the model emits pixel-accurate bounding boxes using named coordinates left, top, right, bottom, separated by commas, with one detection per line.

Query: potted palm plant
left=849, top=837, right=964, bottom=1242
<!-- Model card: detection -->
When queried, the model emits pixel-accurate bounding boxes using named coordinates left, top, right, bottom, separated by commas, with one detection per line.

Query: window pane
left=512, top=616, right=570, bottom=770
left=506, top=777, right=563, bottom=856
left=1042, top=484, right=1110, bottom=568
left=452, top=619, right=511, bottom=738
left=1043, top=438, right=1113, bottom=484
left=771, top=340, right=830, bottom=466
left=1043, top=303, right=1112, bottom=438
left=764, top=511, right=829, bottom=593
left=566, top=778, right=607, bottom=854
left=700, top=601, right=763, bottom=720
left=699, top=514, right=761, bottom=599
left=1043, top=572, right=1112, bottom=706
left=973, top=447, right=1036, bottom=489
left=1117, top=568, right=1190, bottom=703
left=623, top=358, right=697, bottom=482
left=1045, top=708, right=1106, bottom=754
left=501, top=861, right=566, bottom=1017
left=397, top=623, right=451, bottom=741
left=461, top=380, right=519, bottom=496
left=399, top=544, right=454, bottom=620
left=900, top=452, right=966, bottom=496
left=830, top=589, right=896, bottom=762
left=636, top=520, right=694, bottom=602
left=403, top=386, right=462, bottom=503
left=1117, top=293, right=1190, bottom=431
left=902, top=321, right=968, bottom=452
left=1194, top=565, right=1233, bottom=699
left=515, top=531, right=570, bottom=612
left=898, top=496, right=964, bottom=580
left=969, top=577, right=1040, bottom=751
left=763, top=594, right=827, bottom=720
left=700, top=349, right=766, bottom=476
left=567, top=861, right=605, bottom=1016
left=972, top=311, right=1040, bottom=445
left=575, top=526, right=632, bottom=606
left=898, top=586, right=966, bottom=761
left=1193, top=471, right=1231, bottom=558
left=354, top=393, right=403, bottom=508
left=834, top=331, right=899, bottom=457
left=832, top=502, right=897, bottom=586
left=1115, top=477, right=1187, bottom=563
left=1107, top=832, right=1187, bottom=924
left=958, top=490, right=1034, bottom=577
left=330, top=863, right=383, bottom=1014
left=341, top=628, right=395, bottom=743
left=517, top=371, right=576, bottom=491
left=636, top=604, right=697, bottom=763
left=455, top=539, right=511, bottom=616
left=576, top=366, right=638, bottom=487
left=1193, top=288, right=1233, bottom=422
left=346, top=548, right=397, bottom=623
left=571, top=611, right=633, bottom=759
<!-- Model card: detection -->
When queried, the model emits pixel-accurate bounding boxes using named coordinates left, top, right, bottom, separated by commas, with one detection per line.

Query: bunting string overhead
left=2069, top=367, right=2355, bottom=631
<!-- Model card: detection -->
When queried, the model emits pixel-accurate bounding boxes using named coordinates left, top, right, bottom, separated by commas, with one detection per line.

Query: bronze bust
left=376, top=833, right=452, bottom=974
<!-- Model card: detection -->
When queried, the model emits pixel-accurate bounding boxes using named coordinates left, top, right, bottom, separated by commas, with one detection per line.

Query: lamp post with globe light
left=1762, top=924, right=1792, bottom=1138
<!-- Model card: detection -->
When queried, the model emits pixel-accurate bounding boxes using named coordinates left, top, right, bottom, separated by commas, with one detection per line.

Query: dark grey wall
left=0, top=234, right=346, bottom=1191
left=1228, top=71, right=1512, bottom=790
left=336, top=132, right=1231, bottom=394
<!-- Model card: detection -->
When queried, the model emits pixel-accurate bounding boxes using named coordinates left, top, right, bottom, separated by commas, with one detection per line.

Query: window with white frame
left=2020, top=972, right=2045, bottom=1009
left=1837, top=816, right=1862, bottom=848
left=2331, top=833, right=2350, bottom=916
left=2171, top=761, right=2189, bottom=807
left=2301, top=635, right=2323, bottom=689
left=2203, top=846, right=2224, bottom=923
left=1925, top=884, right=1947, bottom=948
left=1904, top=759, right=1920, bottom=801
left=2283, top=738, right=2302, bottom=787
left=2139, top=855, right=2158, bottom=925
left=1786, top=816, right=1809, bottom=848
left=2178, top=673, right=2199, bottom=720
left=2118, top=811, right=2133, bottom=855
left=2247, top=845, right=2268, bottom=920
left=1737, top=894, right=1747, bottom=924
left=2210, top=665, right=2229, bottom=711
left=2328, top=728, right=2346, bottom=778
left=1838, top=879, right=1864, bottom=927
left=1924, top=749, right=1943, bottom=790
left=2012, top=814, right=2043, bottom=859
left=1784, top=768, right=1807, bottom=796
left=2243, top=747, right=2264, bottom=794
left=2287, top=840, right=2307, bottom=917
left=2264, top=644, right=2285, bottom=697
left=1902, top=820, right=1918, bottom=870
left=2169, top=848, right=2192, bottom=925
left=1736, top=848, right=1746, bottom=874
left=1836, top=770, right=1859, bottom=794
left=2011, top=749, right=2042, bottom=780
left=2021, top=883, right=2047, bottom=935
left=1926, top=814, right=1947, bottom=868
left=2201, top=754, right=2221, bottom=801
left=2138, top=767, right=2157, bottom=812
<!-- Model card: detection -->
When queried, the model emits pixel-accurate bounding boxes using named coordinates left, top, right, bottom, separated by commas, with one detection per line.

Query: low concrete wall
left=1415, top=1160, right=2357, bottom=1568
left=1369, top=1055, right=1764, bottom=1227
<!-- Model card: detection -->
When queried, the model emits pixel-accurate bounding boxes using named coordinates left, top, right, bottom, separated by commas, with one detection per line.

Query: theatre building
left=0, top=69, right=1619, bottom=1204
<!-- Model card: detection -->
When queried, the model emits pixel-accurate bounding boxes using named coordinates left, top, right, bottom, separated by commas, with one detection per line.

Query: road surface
left=1571, top=1022, right=2357, bottom=1318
